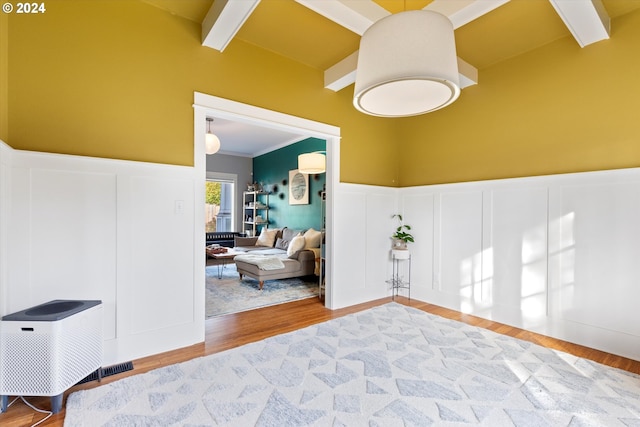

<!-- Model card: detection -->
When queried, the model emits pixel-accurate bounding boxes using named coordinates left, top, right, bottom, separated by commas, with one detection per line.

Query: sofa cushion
left=275, top=227, right=303, bottom=250
left=287, top=234, right=305, bottom=258
left=303, top=228, right=322, bottom=248
left=274, top=238, right=287, bottom=250
left=256, top=228, right=278, bottom=247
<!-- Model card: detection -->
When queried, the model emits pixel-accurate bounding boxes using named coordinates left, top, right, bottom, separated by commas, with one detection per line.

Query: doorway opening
left=194, top=92, right=340, bottom=318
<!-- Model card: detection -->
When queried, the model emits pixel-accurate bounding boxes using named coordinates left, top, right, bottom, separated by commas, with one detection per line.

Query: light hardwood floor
left=1, top=296, right=639, bottom=426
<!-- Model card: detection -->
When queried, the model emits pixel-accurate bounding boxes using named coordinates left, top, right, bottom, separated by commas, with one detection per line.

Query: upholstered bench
left=234, top=250, right=315, bottom=290
left=232, top=226, right=321, bottom=289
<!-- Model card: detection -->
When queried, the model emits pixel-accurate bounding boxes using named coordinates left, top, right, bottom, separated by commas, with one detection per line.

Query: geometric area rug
left=64, top=303, right=640, bottom=426
left=205, top=263, right=318, bottom=318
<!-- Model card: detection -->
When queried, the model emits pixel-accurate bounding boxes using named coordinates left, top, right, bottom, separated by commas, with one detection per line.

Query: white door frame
left=193, top=92, right=341, bottom=308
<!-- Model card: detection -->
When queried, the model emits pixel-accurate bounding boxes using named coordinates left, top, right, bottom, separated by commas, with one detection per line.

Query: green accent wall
left=253, top=138, right=325, bottom=231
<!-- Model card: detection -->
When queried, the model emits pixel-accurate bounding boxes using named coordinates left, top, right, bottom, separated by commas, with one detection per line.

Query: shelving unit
left=242, top=191, right=269, bottom=237
left=387, top=249, right=411, bottom=300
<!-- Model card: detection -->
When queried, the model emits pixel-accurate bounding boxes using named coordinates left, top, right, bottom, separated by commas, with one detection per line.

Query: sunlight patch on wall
left=459, top=248, right=493, bottom=314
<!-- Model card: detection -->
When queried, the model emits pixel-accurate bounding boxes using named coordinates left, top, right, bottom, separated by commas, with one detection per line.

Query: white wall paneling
left=400, top=170, right=640, bottom=361
left=547, top=177, right=640, bottom=357
left=2, top=135, right=640, bottom=363
left=484, top=186, right=549, bottom=329
left=397, top=193, right=435, bottom=300
left=366, top=191, right=398, bottom=299
left=128, top=176, right=194, bottom=333
left=435, top=191, right=484, bottom=311
left=0, top=141, right=12, bottom=316
left=331, top=184, right=397, bottom=309
left=332, top=189, right=367, bottom=308
left=29, top=168, right=117, bottom=341
left=3, top=148, right=199, bottom=365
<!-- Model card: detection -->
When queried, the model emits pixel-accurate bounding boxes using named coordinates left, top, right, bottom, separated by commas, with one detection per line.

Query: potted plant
left=391, top=214, right=414, bottom=250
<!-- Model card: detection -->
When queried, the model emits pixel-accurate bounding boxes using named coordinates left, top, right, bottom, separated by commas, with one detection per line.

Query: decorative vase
left=391, top=238, right=407, bottom=250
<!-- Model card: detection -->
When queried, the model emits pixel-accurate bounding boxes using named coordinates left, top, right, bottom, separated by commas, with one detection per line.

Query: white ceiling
left=208, top=117, right=307, bottom=157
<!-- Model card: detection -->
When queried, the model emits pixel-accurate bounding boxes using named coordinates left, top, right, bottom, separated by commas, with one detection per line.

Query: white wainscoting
left=2, top=137, right=639, bottom=363
left=400, top=170, right=640, bottom=361
left=331, top=183, right=398, bottom=309
left=1, top=147, right=201, bottom=365
left=0, top=141, right=12, bottom=317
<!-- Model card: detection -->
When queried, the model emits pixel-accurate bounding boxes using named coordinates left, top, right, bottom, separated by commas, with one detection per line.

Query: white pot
left=391, top=249, right=411, bottom=259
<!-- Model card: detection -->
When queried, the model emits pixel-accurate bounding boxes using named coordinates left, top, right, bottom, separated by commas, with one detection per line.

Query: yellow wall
left=398, top=9, right=640, bottom=186
left=6, top=2, right=640, bottom=187
left=3, top=0, right=399, bottom=186
left=0, top=12, right=8, bottom=142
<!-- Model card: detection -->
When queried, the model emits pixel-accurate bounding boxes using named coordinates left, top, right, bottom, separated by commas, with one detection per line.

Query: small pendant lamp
left=298, top=152, right=326, bottom=174
left=205, top=118, right=221, bottom=155
left=353, top=10, right=460, bottom=117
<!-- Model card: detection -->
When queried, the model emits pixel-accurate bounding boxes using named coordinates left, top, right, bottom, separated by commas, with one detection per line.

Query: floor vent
left=76, top=361, right=134, bottom=385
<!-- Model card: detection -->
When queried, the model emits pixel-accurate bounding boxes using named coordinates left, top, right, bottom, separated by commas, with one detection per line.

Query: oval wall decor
left=289, top=169, right=309, bottom=205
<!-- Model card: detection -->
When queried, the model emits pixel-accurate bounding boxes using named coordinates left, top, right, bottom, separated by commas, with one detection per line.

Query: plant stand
left=387, top=249, right=411, bottom=300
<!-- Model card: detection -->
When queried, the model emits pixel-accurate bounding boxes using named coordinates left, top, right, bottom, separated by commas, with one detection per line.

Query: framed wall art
left=289, top=169, right=309, bottom=205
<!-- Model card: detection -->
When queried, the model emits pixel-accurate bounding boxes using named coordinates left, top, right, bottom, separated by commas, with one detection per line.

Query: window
left=205, top=178, right=235, bottom=232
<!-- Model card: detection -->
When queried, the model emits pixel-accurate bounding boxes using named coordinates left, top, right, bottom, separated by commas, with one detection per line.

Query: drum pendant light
left=298, top=152, right=326, bottom=174
left=353, top=10, right=460, bottom=117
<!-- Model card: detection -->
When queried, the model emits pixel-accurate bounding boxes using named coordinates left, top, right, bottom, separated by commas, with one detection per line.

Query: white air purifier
left=0, top=300, right=103, bottom=413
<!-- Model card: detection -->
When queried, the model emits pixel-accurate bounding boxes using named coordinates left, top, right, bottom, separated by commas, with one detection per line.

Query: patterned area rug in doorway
left=206, top=263, right=319, bottom=318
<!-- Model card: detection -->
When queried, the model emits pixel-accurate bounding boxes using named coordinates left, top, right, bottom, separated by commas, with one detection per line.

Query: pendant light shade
left=205, top=118, right=220, bottom=155
left=353, top=10, right=460, bottom=117
left=205, top=133, right=220, bottom=155
left=298, top=152, right=326, bottom=174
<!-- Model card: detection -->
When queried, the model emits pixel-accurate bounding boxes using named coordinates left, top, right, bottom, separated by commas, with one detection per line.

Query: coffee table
left=206, top=248, right=246, bottom=279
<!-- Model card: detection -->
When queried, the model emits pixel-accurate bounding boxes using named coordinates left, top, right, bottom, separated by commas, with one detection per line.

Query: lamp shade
left=205, top=132, right=220, bottom=155
left=298, top=152, right=325, bottom=174
left=353, top=10, right=460, bottom=117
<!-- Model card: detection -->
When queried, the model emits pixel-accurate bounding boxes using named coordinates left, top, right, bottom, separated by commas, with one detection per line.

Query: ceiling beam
left=320, top=0, right=509, bottom=92
left=294, top=0, right=389, bottom=36
left=426, top=0, right=509, bottom=28
left=548, top=0, right=610, bottom=48
left=325, top=51, right=480, bottom=91
left=457, top=57, right=479, bottom=89
left=324, top=51, right=359, bottom=91
left=201, top=0, right=261, bottom=52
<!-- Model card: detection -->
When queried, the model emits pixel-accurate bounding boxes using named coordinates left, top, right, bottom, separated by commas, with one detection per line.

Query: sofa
left=232, top=227, right=322, bottom=290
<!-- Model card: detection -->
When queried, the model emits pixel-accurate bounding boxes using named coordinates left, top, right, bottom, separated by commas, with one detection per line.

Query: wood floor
left=2, top=296, right=639, bottom=426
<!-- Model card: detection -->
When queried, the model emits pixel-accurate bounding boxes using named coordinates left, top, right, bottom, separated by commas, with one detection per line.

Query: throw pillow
left=303, top=227, right=322, bottom=248
left=256, top=228, right=278, bottom=247
left=274, top=237, right=288, bottom=250
left=287, top=234, right=306, bottom=258
left=274, top=227, right=302, bottom=250
left=282, top=227, right=301, bottom=243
